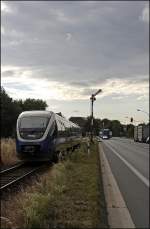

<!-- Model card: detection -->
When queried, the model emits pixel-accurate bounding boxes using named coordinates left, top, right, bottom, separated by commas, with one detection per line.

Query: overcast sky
left=1, top=1, right=149, bottom=123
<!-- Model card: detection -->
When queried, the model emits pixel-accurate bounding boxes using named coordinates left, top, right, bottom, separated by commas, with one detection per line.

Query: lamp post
left=137, top=109, right=149, bottom=118
left=90, top=89, right=102, bottom=142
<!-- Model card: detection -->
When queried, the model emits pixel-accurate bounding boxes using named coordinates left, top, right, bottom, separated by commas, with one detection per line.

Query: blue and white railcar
left=16, top=111, right=81, bottom=161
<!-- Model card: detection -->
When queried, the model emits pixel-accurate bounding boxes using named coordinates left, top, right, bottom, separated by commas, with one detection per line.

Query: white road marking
left=103, top=141, right=149, bottom=188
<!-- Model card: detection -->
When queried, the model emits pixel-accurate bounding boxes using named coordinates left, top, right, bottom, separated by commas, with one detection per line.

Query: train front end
left=16, top=111, right=54, bottom=161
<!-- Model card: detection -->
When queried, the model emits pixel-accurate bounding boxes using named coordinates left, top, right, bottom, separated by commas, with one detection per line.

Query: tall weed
left=0, top=138, right=19, bottom=165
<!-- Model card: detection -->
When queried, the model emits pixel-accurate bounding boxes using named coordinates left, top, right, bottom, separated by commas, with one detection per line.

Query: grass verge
left=0, top=138, right=19, bottom=166
left=1, top=141, right=108, bottom=229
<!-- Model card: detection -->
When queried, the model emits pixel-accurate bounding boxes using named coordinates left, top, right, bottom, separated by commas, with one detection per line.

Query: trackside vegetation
left=1, top=141, right=109, bottom=229
left=0, top=138, right=19, bottom=166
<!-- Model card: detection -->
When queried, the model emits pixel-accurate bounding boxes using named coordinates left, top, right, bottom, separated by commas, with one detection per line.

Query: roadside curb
left=98, top=142, right=135, bottom=228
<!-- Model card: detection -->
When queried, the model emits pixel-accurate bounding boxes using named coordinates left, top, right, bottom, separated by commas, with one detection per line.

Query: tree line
left=1, top=87, right=48, bottom=137
left=1, top=87, right=134, bottom=138
left=69, top=116, right=134, bottom=138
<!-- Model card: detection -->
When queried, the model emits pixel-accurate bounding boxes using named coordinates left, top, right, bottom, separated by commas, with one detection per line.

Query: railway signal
left=90, top=89, right=102, bottom=143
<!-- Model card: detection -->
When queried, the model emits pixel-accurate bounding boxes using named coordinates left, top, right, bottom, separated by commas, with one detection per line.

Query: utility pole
left=90, top=89, right=102, bottom=143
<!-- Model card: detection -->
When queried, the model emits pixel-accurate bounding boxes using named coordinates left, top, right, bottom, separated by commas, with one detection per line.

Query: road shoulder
left=99, top=142, right=135, bottom=228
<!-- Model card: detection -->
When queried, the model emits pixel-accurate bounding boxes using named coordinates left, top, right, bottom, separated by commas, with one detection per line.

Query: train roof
left=18, top=111, right=80, bottom=128
left=55, top=113, right=80, bottom=128
left=18, top=110, right=53, bottom=118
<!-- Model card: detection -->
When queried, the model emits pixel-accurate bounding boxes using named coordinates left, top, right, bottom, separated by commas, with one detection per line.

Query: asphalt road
left=101, top=137, right=149, bottom=229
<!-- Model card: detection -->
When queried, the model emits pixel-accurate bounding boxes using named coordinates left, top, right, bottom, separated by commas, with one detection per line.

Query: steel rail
left=0, top=166, right=42, bottom=191
left=0, top=164, right=48, bottom=191
left=0, top=162, right=25, bottom=175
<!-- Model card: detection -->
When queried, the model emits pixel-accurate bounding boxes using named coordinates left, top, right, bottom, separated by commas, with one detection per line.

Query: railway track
left=0, top=162, right=47, bottom=191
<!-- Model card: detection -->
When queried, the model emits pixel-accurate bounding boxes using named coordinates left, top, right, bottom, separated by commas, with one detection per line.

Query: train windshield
left=20, top=116, right=49, bottom=130
left=19, top=116, right=50, bottom=139
left=103, top=130, right=110, bottom=136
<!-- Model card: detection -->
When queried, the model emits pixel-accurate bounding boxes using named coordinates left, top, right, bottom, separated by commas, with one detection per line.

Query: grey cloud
left=68, top=81, right=90, bottom=87
left=81, top=88, right=100, bottom=96
left=2, top=70, right=15, bottom=77
left=3, top=82, right=33, bottom=91
left=72, top=110, right=79, bottom=113
left=68, top=79, right=107, bottom=88
left=125, top=75, right=149, bottom=85
left=1, top=1, right=149, bottom=85
left=140, top=78, right=149, bottom=83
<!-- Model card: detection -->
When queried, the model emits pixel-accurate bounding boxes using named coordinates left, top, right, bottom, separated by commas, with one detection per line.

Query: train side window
left=53, top=122, right=58, bottom=138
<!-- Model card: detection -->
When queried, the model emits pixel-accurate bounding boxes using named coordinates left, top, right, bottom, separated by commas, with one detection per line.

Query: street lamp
left=137, top=109, right=149, bottom=117
left=90, top=89, right=102, bottom=142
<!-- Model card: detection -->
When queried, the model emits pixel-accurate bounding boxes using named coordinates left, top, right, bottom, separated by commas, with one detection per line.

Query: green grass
left=1, top=141, right=108, bottom=229
left=22, top=142, right=108, bottom=229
